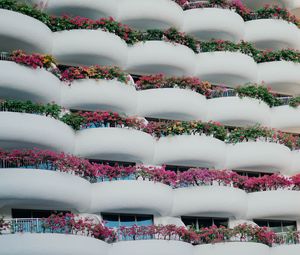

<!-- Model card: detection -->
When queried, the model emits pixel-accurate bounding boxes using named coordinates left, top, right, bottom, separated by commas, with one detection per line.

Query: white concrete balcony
left=194, top=242, right=269, bottom=255
left=226, top=142, right=292, bottom=172
left=0, top=234, right=109, bottom=255
left=61, top=79, right=137, bottom=114
left=46, top=0, right=118, bottom=19
left=258, top=61, right=300, bottom=96
left=271, top=105, right=300, bottom=133
left=110, top=240, right=193, bottom=255
left=0, top=169, right=90, bottom=212
left=126, top=41, right=196, bottom=76
left=207, top=97, right=270, bottom=127
left=247, top=191, right=300, bottom=219
left=0, top=9, right=52, bottom=53
left=116, top=0, right=183, bottom=30
left=75, top=128, right=154, bottom=164
left=0, top=112, right=75, bottom=152
left=272, top=245, right=300, bottom=255
left=0, top=61, right=61, bottom=104
left=52, top=30, right=128, bottom=67
left=286, top=150, right=300, bottom=175
left=245, top=19, right=300, bottom=50
left=196, top=52, right=258, bottom=87
left=182, top=8, right=244, bottom=42
left=153, top=135, right=226, bottom=168
left=137, top=88, right=207, bottom=121
left=171, top=186, right=247, bottom=219
left=90, top=181, right=173, bottom=216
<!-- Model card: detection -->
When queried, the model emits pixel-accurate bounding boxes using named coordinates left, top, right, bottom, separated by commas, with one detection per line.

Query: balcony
left=90, top=181, right=173, bottom=216
left=153, top=135, right=226, bottom=168
left=116, top=0, right=183, bottom=30
left=52, top=30, right=128, bottom=67
left=271, top=105, right=300, bottom=133
left=61, top=79, right=137, bottom=114
left=207, top=97, right=270, bottom=127
left=110, top=240, right=193, bottom=255
left=288, top=0, right=300, bottom=19
left=0, top=169, right=90, bottom=212
left=244, top=19, right=300, bottom=50
left=0, top=61, right=61, bottom=104
left=0, top=112, right=74, bottom=152
left=257, top=61, right=300, bottom=96
left=247, top=191, right=300, bottom=219
left=272, top=245, right=300, bottom=255
left=137, top=88, right=207, bottom=121
left=126, top=41, right=196, bottom=76
left=75, top=128, right=155, bottom=164
left=0, top=233, right=109, bottom=255
left=286, top=150, right=300, bottom=175
left=171, top=186, right=247, bottom=219
left=46, top=0, right=118, bottom=19
left=194, top=242, right=269, bottom=255
left=196, top=52, right=258, bottom=87
left=226, top=142, right=292, bottom=172
left=0, top=9, right=52, bottom=53
left=182, top=8, right=244, bottom=42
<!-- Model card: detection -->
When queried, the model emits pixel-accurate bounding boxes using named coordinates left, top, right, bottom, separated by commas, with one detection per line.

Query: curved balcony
left=52, top=30, right=128, bottom=67
left=196, top=52, right=258, bottom=87
left=171, top=186, right=247, bottom=219
left=272, top=245, right=300, bottom=255
left=75, top=128, right=154, bottom=163
left=207, top=97, right=270, bottom=127
left=0, top=234, right=109, bottom=255
left=110, top=240, right=193, bottom=255
left=0, top=112, right=74, bottom=152
left=286, top=150, right=300, bottom=175
left=0, top=9, right=52, bottom=53
left=0, top=61, right=61, bottom=104
left=153, top=135, right=226, bottom=168
left=247, top=191, right=300, bottom=219
left=116, top=0, right=183, bottom=30
left=90, top=181, right=173, bottom=216
left=126, top=41, right=196, bottom=76
left=194, top=242, right=269, bottom=255
left=46, top=0, right=118, bottom=19
left=182, top=8, right=244, bottom=42
left=61, top=79, right=137, bottom=114
left=0, top=112, right=75, bottom=152
left=0, top=169, right=90, bottom=212
left=226, top=142, right=292, bottom=172
left=136, top=88, right=207, bottom=121
left=271, top=105, right=300, bottom=133
left=257, top=61, right=300, bottom=96
left=244, top=19, right=300, bottom=50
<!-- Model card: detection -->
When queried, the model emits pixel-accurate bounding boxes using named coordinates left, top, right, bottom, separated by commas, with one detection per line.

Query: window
left=11, top=209, right=68, bottom=218
left=234, top=170, right=273, bottom=178
left=89, top=159, right=135, bottom=167
left=181, top=216, right=228, bottom=230
left=102, top=213, right=153, bottom=228
left=254, top=219, right=297, bottom=233
left=166, top=165, right=195, bottom=173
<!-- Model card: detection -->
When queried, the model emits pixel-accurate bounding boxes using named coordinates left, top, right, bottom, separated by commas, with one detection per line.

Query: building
left=0, top=0, right=300, bottom=254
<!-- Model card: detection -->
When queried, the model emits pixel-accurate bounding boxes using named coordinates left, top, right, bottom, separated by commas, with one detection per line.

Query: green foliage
left=234, top=85, right=282, bottom=107
left=0, top=99, right=61, bottom=118
left=59, top=113, right=85, bottom=130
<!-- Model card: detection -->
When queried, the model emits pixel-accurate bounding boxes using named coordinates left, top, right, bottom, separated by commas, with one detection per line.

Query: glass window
left=182, top=216, right=228, bottom=230
left=102, top=213, right=153, bottom=228
left=254, top=219, right=297, bottom=233
left=12, top=209, right=68, bottom=218
left=234, top=170, right=273, bottom=178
